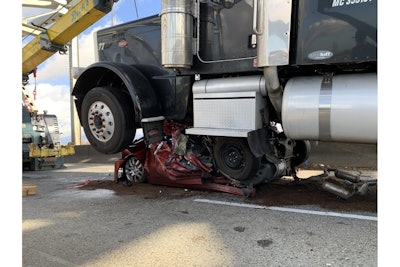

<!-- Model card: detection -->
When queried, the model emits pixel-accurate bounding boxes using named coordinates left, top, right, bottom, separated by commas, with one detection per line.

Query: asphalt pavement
left=20, top=142, right=379, bottom=267
left=22, top=163, right=377, bottom=267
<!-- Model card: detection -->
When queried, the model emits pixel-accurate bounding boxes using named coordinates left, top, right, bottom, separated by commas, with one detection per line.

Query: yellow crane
left=22, top=0, right=117, bottom=170
left=23, top=0, right=116, bottom=76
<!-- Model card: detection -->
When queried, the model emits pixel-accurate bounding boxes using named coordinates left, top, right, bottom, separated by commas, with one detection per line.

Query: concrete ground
left=22, top=164, right=377, bottom=267
left=19, top=141, right=381, bottom=267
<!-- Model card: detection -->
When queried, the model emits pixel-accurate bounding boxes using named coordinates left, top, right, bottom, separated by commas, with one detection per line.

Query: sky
left=22, top=0, right=161, bottom=144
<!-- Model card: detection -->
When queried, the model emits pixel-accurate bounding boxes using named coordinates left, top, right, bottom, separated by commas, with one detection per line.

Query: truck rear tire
left=81, top=86, right=136, bottom=154
left=291, top=140, right=311, bottom=167
left=213, top=137, right=261, bottom=182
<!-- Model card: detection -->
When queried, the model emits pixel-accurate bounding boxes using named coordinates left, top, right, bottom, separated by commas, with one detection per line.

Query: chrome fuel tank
left=282, top=73, right=377, bottom=143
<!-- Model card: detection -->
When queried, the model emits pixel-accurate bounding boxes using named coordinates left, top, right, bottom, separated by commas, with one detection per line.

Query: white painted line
left=193, top=198, right=377, bottom=222
left=28, top=248, right=80, bottom=267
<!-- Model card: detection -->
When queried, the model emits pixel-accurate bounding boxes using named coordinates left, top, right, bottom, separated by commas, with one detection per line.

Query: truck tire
left=291, top=140, right=311, bottom=167
left=213, top=137, right=261, bottom=182
left=81, top=86, right=136, bottom=154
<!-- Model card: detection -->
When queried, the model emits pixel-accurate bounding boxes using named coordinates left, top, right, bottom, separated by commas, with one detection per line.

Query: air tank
left=282, top=73, right=377, bottom=143
left=192, top=75, right=267, bottom=96
left=161, top=0, right=194, bottom=69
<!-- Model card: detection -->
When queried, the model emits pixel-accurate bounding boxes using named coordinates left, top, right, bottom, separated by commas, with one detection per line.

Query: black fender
left=72, top=62, right=162, bottom=126
left=133, top=64, right=191, bottom=121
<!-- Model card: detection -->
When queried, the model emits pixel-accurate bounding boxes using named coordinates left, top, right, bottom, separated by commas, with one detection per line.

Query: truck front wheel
left=81, top=86, right=136, bottom=154
left=213, top=137, right=261, bottom=182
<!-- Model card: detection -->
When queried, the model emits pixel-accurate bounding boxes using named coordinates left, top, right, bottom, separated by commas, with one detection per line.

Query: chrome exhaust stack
left=253, top=0, right=292, bottom=118
left=161, top=0, right=194, bottom=69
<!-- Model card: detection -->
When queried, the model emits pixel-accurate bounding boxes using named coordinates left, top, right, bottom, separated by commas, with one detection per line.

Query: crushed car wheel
left=123, top=155, right=147, bottom=183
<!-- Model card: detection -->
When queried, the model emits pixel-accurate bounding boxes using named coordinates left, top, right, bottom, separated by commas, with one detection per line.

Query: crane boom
left=22, top=0, right=116, bottom=171
left=22, top=0, right=115, bottom=76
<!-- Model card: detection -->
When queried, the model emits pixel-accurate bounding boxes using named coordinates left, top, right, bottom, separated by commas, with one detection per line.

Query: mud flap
left=247, top=127, right=272, bottom=158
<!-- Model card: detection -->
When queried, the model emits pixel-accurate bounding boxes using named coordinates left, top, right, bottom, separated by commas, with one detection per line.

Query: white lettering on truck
left=332, top=0, right=372, bottom=7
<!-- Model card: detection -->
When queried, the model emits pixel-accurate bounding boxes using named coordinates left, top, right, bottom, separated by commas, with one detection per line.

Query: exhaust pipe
left=160, top=0, right=194, bottom=69
left=264, top=66, right=283, bottom=119
left=322, top=177, right=356, bottom=199
left=252, top=0, right=292, bottom=119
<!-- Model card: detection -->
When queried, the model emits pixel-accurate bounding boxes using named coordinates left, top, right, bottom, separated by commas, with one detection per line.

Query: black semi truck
left=72, top=0, right=377, bottom=194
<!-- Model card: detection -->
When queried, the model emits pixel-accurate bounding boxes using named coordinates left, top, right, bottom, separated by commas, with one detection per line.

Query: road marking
left=193, top=198, right=377, bottom=221
left=26, top=248, right=80, bottom=267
